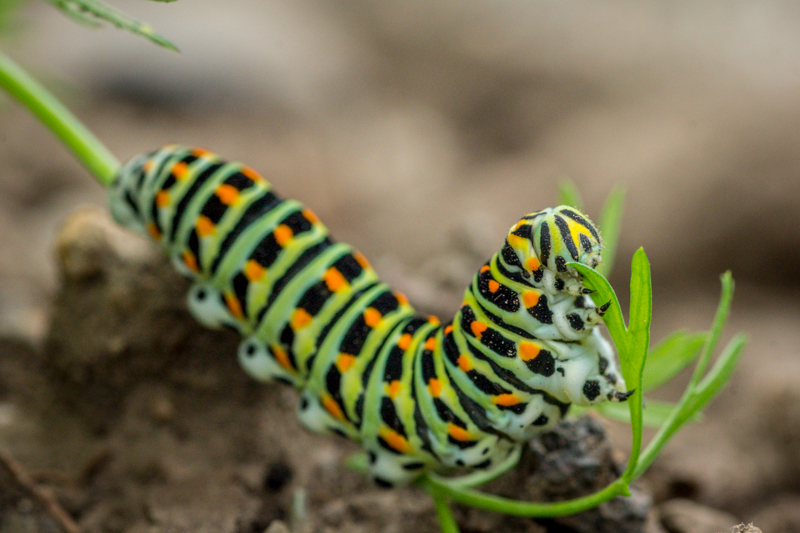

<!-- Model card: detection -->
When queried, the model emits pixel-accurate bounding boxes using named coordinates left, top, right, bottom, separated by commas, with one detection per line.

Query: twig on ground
left=0, top=448, right=82, bottom=533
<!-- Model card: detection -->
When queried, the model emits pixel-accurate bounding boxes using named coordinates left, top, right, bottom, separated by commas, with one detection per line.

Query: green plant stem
left=420, top=476, right=629, bottom=517
left=0, top=51, right=119, bottom=185
left=427, top=485, right=460, bottom=533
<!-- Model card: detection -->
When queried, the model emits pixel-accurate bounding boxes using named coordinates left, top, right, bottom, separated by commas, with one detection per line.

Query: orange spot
left=336, top=353, right=356, bottom=373
left=240, top=166, right=264, bottom=183
left=225, top=293, right=244, bottom=319
left=522, top=291, right=540, bottom=308
left=470, top=321, right=488, bottom=339
left=155, top=190, right=171, bottom=208
left=363, top=307, right=382, bottom=327
left=480, top=264, right=490, bottom=273
left=323, top=267, right=348, bottom=292
left=354, top=251, right=371, bottom=270
left=379, top=426, right=410, bottom=454
left=143, top=159, right=154, bottom=172
left=394, top=291, right=409, bottom=306
left=322, top=393, right=345, bottom=421
left=457, top=355, right=473, bottom=372
left=146, top=223, right=161, bottom=240
left=447, top=423, right=473, bottom=442
left=302, top=208, right=319, bottom=224
left=291, top=308, right=312, bottom=330
left=191, top=147, right=211, bottom=158
left=398, top=333, right=413, bottom=350
left=428, top=378, right=442, bottom=398
left=272, top=345, right=293, bottom=371
left=244, top=259, right=266, bottom=282
left=274, top=224, right=293, bottom=247
left=444, top=324, right=453, bottom=335
left=196, top=215, right=215, bottom=237
left=387, top=380, right=402, bottom=398
left=488, top=280, right=500, bottom=293
left=424, top=337, right=437, bottom=351
left=525, top=256, right=540, bottom=271
left=519, top=342, right=540, bottom=361
left=182, top=251, right=199, bottom=272
left=493, top=393, right=520, bottom=407
left=428, top=316, right=440, bottom=325
left=215, top=184, right=239, bottom=206
left=172, top=161, right=188, bottom=180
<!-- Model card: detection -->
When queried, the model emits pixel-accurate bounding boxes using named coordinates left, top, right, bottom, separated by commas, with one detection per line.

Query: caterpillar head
left=533, top=206, right=603, bottom=272
left=509, top=206, right=603, bottom=294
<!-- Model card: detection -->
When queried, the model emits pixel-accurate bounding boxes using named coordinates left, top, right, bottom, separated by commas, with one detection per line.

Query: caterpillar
left=108, top=144, right=630, bottom=487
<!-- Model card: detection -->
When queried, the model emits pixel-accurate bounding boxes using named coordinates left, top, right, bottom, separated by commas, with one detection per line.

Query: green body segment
left=109, top=145, right=628, bottom=486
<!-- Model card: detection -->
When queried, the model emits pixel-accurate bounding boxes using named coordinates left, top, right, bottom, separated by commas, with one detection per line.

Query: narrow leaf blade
left=595, top=398, right=701, bottom=427
left=47, top=0, right=178, bottom=51
left=558, top=180, right=583, bottom=210
left=642, top=331, right=707, bottom=393
left=569, top=262, right=627, bottom=353
left=596, top=186, right=625, bottom=277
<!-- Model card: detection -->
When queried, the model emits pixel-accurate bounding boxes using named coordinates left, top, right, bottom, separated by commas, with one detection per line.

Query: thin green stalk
left=427, top=486, right=460, bottom=533
left=0, top=51, right=119, bottom=185
left=687, top=272, right=734, bottom=388
left=420, top=475, right=628, bottom=518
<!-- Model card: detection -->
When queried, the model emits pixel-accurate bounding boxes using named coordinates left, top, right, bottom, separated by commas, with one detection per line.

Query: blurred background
left=1, top=0, right=799, bottom=530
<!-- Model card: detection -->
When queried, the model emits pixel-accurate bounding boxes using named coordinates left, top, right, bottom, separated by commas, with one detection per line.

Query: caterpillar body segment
left=109, top=145, right=628, bottom=487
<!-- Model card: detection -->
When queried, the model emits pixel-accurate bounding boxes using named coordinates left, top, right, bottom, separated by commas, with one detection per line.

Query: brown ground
left=1, top=1, right=800, bottom=532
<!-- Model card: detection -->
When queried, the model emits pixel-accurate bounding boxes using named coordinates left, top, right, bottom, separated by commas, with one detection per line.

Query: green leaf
left=570, top=251, right=650, bottom=483
left=569, top=262, right=627, bottom=353
left=595, top=398, right=701, bottom=427
left=596, top=186, right=624, bottom=277
left=45, top=0, right=178, bottom=51
left=693, top=333, right=747, bottom=409
left=689, top=271, right=735, bottom=388
left=558, top=180, right=583, bottom=210
left=632, top=274, right=744, bottom=480
left=50, top=2, right=102, bottom=28
left=617, top=248, right=650, bottom=479
left=642, top=331, right=707, bottom=393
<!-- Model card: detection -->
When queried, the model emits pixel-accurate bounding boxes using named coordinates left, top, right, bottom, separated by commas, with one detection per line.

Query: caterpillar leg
left=550, top=332, right=627, bottom=406
left=491, top=396, right=566, bottom=441
left=547, top=295, right=610, bottom=341
left=187, top=282, right=237, bottom=329
left=364, top=447, right=429, bottom=488
left=296, top=389, right=359, bottom=439
left=238, top=336, right=296, bottom=384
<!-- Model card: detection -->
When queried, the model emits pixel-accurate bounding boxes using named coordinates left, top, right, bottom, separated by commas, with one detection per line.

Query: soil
left=2, top=2, right=800, bottom=532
